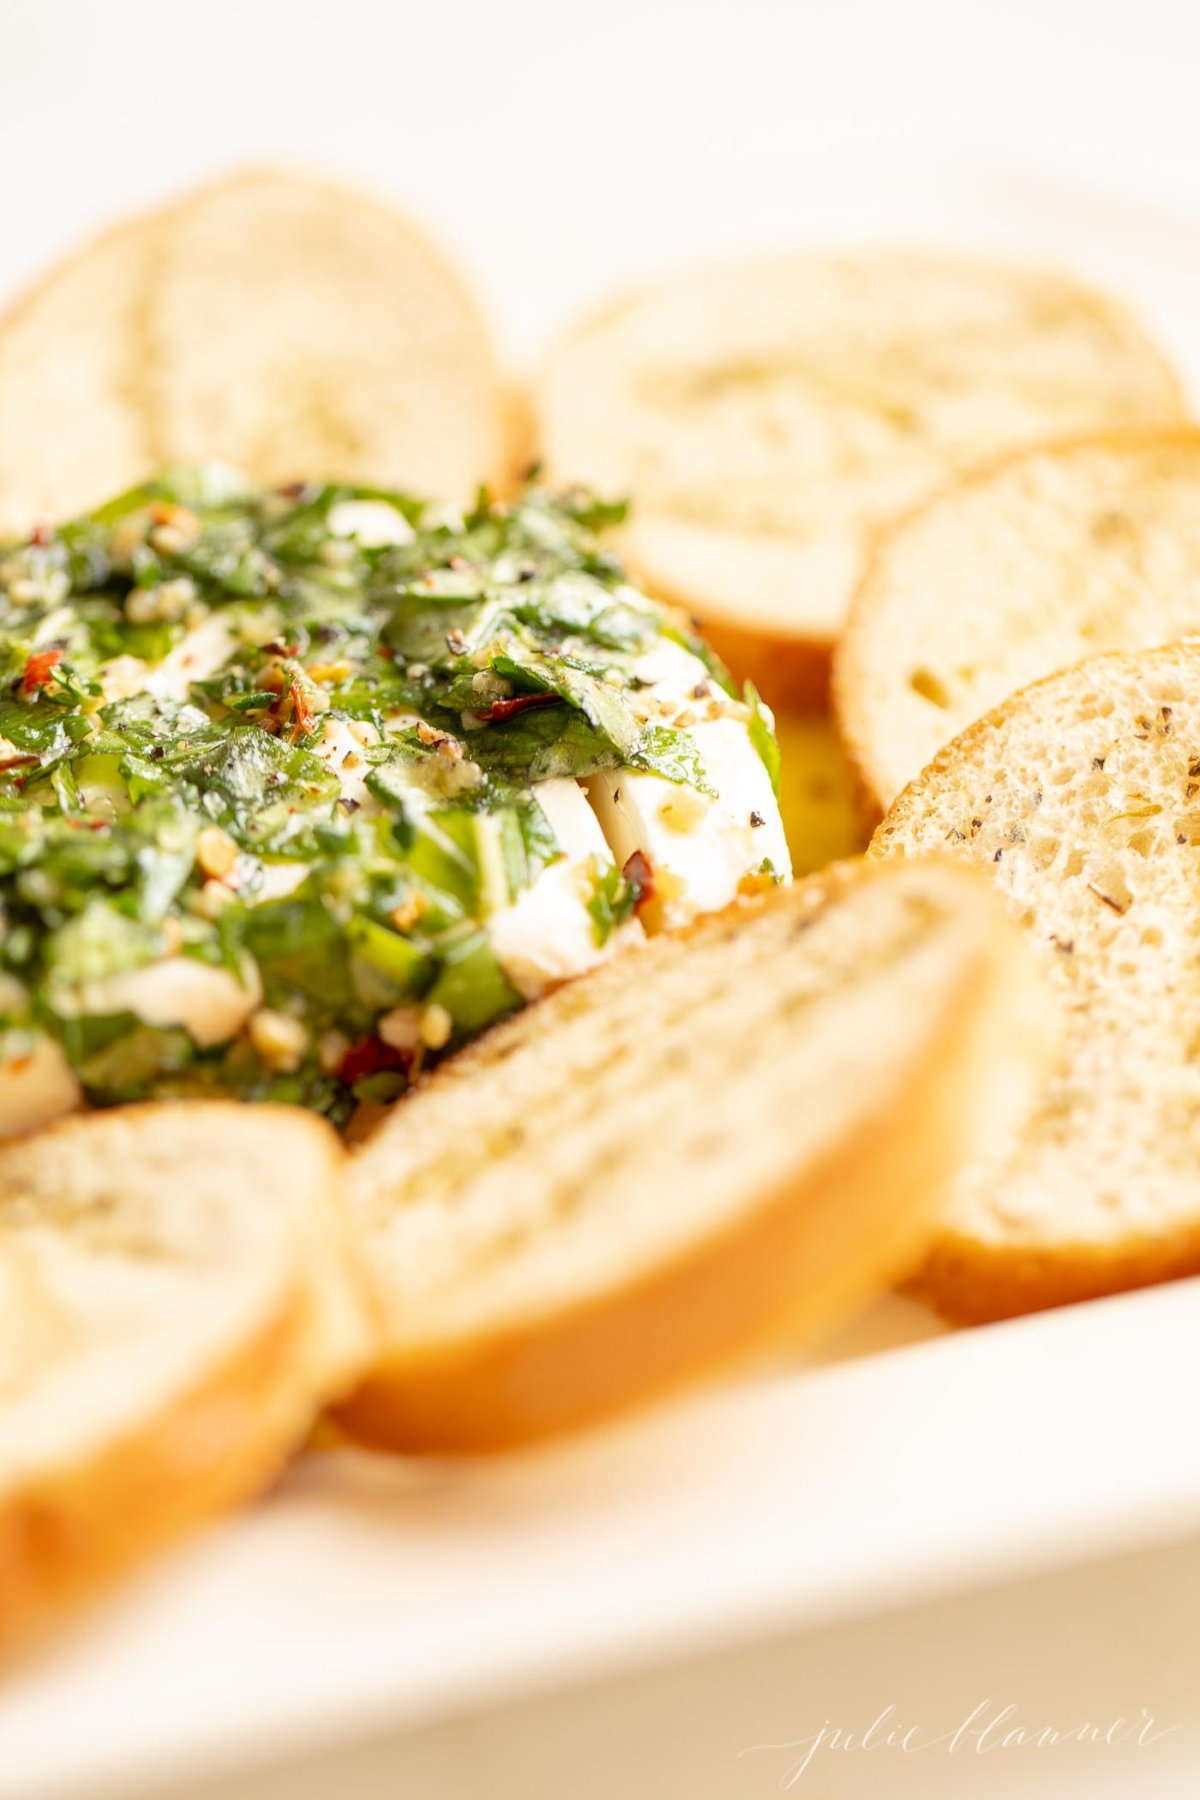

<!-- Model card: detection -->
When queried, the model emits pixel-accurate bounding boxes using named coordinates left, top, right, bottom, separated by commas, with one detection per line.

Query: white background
left=3, top=3, right=1200, bottom=1797
left=4, top=0, right=1200, bottom=355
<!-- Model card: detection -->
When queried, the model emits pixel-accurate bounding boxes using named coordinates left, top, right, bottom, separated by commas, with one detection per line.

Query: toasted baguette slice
left=872, top=642, right=1200, bottom=1321
left=0, top=214, right=159, bottom=534
left=0, top=168, right=515, bottom=534
left=335, top=860, right=1053, bottom=1453
left=0, top=1104, right=370, bottom=1654
left=837, top=430, right=1200, bottom=818
left=145, top=168, right=514, bottom=500
left=536, top=254, right=1185, bottom=705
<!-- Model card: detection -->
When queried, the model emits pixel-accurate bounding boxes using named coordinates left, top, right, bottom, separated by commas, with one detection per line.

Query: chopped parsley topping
left=0, top=468, right=755, bottom=1123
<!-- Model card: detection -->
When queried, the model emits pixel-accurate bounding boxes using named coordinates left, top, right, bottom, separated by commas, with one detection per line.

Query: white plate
left=5, top=159, right=1200, bottom=1800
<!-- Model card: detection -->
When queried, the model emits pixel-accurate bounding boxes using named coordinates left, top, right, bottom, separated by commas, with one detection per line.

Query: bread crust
left=0, top=163, right=523, bottom=532
left=0, top=188, right=169, bottom=362
left=0, top=202, right=169, bottom=531
left=537, top=256, right=1186, bottom=703
left=834, top=425, right=1200, bottom=823
left=909, top=1217, right=1200, bottom=1325
left=638, top=572, right=834, bottom=714
left=0, top=1298, right=308, bottom=1659
left=144, top=163, right=520, bottom=495
left=871, top=642, right=1200, bottom=1322
left=335, top=865, right=1050, bottom=1453
left=0, top=1101, right=370, bottom=1656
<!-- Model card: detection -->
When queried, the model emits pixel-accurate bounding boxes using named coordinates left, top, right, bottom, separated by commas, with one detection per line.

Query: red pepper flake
left=476, top=690, right=562, bottom=725
left=0, top=753, right=40, bottom=773
left=377, top=645, right=396, bottom=661
left=622, top=849, right=655, bottom=915
left=28, top=522, right=51, bottom=548
left=65, top=818, right=109, bottom=833
left=337, top=1035, right=412, bottom=1087
left=20, top=648, right=63, bottom=698
left=288, top=680, right=315, bottom=740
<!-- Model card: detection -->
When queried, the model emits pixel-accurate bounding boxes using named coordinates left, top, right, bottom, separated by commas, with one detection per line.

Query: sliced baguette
left=0, top=213, right=160, bottom=534
left=536, top=253, right=1185, bottom=706
left=837, top=430, right=1200, bottom=818
left=0, top=167, right=515, bottom=533
left=335, top=859, right=1053, bottom=1453
left=872, top=642, right=1200, bottom=1321
left=0, top=1103, right=370, bottom=1655
left=145, top=168, right=514, bottom=501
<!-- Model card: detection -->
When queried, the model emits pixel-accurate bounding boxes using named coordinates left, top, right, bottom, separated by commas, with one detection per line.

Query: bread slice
left=334, top=859, right=1053, bottom=1453
left=0, top=1103, right=370, bottom=1654
left=872, top=641, right=1200, bottom=1321
left=145, top=168, right=515, bottom=500
left=0, top=167, right=516, bottom=533
left=0, top=213, right=160, bottom=534
left=536, top=254, right=1186, bottom=707
left=837, top=430, right=1200, bottom=819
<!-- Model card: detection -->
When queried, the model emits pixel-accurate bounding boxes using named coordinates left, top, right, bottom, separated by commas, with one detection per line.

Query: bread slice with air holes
left=836, top=430, right=1200, bottom=820
left=334, top=859, right=1054, bottom=1453
left=0, top=167, right=517, bottom=534
left=871, top=641, right=1200, bottom=1322
left=535, top=253, right=1185, bottom=709
left=0, top=1103, right=371, bottom=1656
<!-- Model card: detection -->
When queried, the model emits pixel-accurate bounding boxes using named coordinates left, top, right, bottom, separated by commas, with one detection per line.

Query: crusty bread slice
left=334, top=859, right=1053, bottom=1453
left=0, top=214, right=160, bottom=533
left=0, top=1103, right=370, bottom=1654
left=837, top=430, right=1200, bottom=819
left=0, top=167, right=516, bottom=533
left=536, top=253, right=1186, bottom=706
left=145, top=168, right=514, bottom=499
left=872, top=642, right=1200, bottom=1321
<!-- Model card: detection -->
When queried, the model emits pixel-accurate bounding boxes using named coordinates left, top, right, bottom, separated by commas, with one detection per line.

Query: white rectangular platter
left=3, top=158, right=1200, bottom=1800
left=2, top=1282, right=1198, bottom=1800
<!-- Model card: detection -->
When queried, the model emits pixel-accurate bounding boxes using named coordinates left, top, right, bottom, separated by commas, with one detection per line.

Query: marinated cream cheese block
left=0, top=470, right=790, bottom=1131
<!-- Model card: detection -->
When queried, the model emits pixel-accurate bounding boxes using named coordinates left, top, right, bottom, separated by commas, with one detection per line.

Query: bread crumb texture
left=0, top=1104, right=368, bottom=1651
left=335, top=856, right=1052, bottom=1448
left=539, top=254, right=1184, bottom=653
left=0, top=168, right=513, bottom=533
left=839, top=431, right=1200, bottom=810
left=873, top=643, right=1200, bottom=1315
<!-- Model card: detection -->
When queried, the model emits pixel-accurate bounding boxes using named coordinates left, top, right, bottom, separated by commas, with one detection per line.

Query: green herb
left=586, top=860, right=640, bottom=946
left=0, top=471, right=750, bottom=1120
left=632, top=725, right=715, bottom=794
left=745, top=682, right=782, bottom=794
